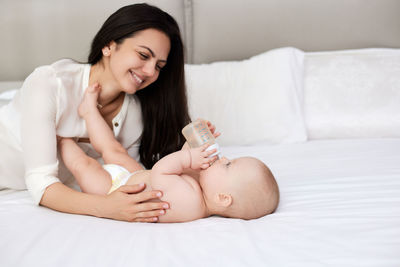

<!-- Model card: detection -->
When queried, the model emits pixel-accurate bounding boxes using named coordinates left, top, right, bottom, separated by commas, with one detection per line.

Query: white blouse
left=0, top=59, right=143, bottom=204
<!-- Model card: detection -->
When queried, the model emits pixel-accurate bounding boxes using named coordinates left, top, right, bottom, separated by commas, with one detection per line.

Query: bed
left=1, top=1, right=400, bottom=266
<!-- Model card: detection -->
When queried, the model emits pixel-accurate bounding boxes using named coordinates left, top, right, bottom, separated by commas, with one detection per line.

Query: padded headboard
left=189, top=0, right=400, bottom=63
left=2, top=0, right=400, bottom=81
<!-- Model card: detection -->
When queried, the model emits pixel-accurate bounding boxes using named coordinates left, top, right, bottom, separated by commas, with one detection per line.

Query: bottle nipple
left=207, top=143, right=221, bottom=159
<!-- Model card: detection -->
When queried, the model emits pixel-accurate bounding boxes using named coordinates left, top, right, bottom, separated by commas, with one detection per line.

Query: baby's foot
left=78, top=83, right=101, bottom=118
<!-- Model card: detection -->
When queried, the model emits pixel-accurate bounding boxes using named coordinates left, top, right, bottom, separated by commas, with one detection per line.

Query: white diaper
left=103, top=164, right=144, bottom=194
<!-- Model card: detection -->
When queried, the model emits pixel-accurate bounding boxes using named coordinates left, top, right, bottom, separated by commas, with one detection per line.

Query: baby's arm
left=154, top=144, right=216, bottom=175
left=79, top=84, right=143, bottom=172
left=151, top=145, right=216, bottom=222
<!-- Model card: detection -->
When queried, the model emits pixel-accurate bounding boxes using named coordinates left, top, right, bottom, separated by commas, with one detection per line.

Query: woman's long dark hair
left=88, top=3, right=190, bottom=169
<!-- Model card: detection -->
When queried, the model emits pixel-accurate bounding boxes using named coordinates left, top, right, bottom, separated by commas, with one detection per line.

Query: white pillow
left=0, top=81, right=23, bottom=94
left=304, top=48, right=400, bottom=139
left=185, top=47, right=307, bottom=146
left=0, top=89, right=18, bottom=100
left=0, top=81, right=22, bottom=108
left=0, top=89, right=18, bottom=108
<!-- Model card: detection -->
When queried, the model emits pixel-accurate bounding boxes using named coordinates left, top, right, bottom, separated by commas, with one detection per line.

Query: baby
left=59, top=84, right=279, bottom=223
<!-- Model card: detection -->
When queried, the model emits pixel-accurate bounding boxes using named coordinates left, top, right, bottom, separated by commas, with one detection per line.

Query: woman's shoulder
left=28, top=59, right=86, bottom=81
left=21, top=59, right=89, bottom=100
left=50, top=58, right=88, bottom=76
left=50, top=58, right=82, bottom=68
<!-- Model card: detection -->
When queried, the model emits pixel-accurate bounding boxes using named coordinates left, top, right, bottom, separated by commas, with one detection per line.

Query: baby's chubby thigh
left=125, top=170, right=154, bottom=193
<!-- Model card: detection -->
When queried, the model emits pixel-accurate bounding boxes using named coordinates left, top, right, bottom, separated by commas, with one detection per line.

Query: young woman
left=0, top=3, right=190, bottom=222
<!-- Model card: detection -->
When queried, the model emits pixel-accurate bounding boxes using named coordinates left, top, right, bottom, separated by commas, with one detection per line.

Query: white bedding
left=1, top=138, right=399, bottom=267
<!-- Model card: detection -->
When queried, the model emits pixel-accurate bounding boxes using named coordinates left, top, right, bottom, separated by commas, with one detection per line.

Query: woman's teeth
left=131, top=71, right=143, bottom=84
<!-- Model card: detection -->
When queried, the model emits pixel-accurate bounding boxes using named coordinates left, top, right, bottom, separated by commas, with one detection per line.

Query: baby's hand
left=189, top=143, right=217, bottom=170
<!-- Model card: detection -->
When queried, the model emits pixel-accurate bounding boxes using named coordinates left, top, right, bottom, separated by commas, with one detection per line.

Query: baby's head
left=199, top=156, right=279, bottom=220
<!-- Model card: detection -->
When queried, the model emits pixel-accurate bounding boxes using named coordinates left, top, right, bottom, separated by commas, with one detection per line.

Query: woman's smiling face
left=104, top=28, right=170, bottom=94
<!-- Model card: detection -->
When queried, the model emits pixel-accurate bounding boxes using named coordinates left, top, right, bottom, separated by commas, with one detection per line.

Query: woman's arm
left=20, top=67, right=62, bottom=204
left=20, top=68, right=167, bottom=222
left=41, top=182, right=167, bottom=222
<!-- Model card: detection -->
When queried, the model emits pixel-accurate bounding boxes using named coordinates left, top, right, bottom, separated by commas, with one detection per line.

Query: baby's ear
left=215, top=193, right=232, bottom=207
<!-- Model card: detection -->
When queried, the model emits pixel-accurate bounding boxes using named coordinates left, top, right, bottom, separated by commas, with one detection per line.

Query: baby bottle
left=182, top=119, right=221, bottom=158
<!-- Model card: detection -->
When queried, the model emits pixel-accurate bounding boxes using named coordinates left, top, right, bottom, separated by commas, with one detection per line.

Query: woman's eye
left=139, top=52, right=149, bottom=59
left=156, top=65, right=162, bottom=71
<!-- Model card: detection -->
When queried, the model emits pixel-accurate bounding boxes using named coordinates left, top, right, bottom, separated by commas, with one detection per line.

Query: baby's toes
left=78, top=84, right=101, bottom=117
left=85, top=84, right=100, bottom=103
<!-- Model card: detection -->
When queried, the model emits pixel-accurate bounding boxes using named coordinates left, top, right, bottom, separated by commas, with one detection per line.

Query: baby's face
left=200, top=156, right=278, bottom=219
left=199, top=156, right=249, bottom=196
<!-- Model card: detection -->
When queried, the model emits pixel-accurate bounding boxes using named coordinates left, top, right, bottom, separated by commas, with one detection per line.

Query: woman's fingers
left=207, top=121, right=214, bottom=130
left=132, top=190, right=166, bottom=203
left=133, top=217, right=159, bottom=223
left=129, top=200, right=169, bottom=223
left=133, top=201, right=169, bottom=212
left=134, top=208, right=166, bottom=219
left=206, top=120, right=220, bottom=136
left=118, top=183, right=146, bottom=194
left=111, top=184, right=171, bottom=223
left=205, top=120, right=221, bottom=138
left=122, top=186, right=169, bottom=209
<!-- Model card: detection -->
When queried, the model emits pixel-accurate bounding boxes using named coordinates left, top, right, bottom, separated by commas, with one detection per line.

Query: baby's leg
left=79, top=84, right=143, bottom=172
left=59, top=138, right=112, bottom=195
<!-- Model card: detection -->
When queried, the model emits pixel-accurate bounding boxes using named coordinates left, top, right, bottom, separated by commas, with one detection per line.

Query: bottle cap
left=206, top=143, right=221, bottom=158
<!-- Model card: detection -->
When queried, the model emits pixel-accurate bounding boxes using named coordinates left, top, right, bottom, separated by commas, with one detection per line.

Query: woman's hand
left=101, top=183, right=169, bottom=223
left=205, top=120, right=221, bottom=139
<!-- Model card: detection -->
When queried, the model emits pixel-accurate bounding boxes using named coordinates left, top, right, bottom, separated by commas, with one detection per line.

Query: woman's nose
left=142, top=61, right=156, bottom=77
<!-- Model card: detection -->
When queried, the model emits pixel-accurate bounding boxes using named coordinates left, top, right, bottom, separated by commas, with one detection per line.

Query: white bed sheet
left=1, top=139, right=400, bottom=267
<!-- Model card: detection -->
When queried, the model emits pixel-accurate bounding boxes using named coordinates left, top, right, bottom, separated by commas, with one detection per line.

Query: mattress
left=1, top=138, right=400, bottom=267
